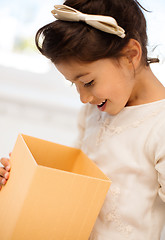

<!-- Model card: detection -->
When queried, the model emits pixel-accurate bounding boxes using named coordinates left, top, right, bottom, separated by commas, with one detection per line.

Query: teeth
left=98, top=100, right=106, bottom=107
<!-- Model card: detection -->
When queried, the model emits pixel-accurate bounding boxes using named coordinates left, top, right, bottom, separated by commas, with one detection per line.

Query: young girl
left=0, top=0, right=165, bottom=239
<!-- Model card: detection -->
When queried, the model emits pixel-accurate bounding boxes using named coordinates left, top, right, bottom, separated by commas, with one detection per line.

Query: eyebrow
left=73, top=72, right=90, bottom=81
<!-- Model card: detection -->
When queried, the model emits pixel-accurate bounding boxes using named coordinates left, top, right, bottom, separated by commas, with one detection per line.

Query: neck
left=127, top=65, right=165, bottom=106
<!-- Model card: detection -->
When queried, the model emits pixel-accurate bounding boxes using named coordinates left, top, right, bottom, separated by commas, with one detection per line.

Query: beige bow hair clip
left=51, top=5, right=126, bottom=38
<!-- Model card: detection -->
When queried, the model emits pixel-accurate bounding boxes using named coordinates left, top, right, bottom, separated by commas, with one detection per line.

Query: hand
left=0, top=153, right=11, bottom=190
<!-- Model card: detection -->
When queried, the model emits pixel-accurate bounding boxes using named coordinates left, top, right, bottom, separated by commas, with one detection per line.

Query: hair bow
left=51, top=5, right=126, bottom=38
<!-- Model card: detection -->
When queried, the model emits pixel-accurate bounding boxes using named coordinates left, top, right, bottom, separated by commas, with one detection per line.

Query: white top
left=75, top=99, right=165, bottom=240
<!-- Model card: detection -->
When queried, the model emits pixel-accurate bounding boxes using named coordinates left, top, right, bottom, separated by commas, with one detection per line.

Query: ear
left=122, top=39, right=142, bottom=70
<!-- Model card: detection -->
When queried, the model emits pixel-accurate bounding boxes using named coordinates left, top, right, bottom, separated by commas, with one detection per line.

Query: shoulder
left=77, top=104, right=99, bottom=133
left=145, top=104, right=165, bottom=163
left=141, top=99, right=165, bottom=134
left=75, top=104, right=99, bottom=149
left=152, top=104, right=165, bottom=133
left=78, top=104, right=98, bottom=122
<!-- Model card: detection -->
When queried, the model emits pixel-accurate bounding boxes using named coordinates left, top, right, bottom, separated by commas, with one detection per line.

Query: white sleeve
left=154, top=121, right=165, bottom=202
left=74, top=105, right=88, bottom=149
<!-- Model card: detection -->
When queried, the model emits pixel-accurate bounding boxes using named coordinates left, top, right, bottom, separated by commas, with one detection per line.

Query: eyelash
left=84, top=80, right=94, bottom=87
left=70, top=80, right=94, bottom=88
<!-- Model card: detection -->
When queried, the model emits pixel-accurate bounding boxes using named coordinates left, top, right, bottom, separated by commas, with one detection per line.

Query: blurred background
left=0, top=0, right=165, bottom=154
left=0, top=0, right=83, bottom=156
left=0, top=0, right=165, bottom=238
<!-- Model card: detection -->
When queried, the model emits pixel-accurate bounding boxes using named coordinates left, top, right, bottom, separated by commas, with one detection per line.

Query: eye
left=84, top=80, right=94, bottom=87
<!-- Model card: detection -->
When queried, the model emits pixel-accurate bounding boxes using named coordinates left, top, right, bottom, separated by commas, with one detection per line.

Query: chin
left=106, top=108, right=123, bottom=116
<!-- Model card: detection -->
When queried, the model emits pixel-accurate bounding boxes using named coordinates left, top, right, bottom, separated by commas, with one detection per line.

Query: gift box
left=0, top=134, right=111, bottom=240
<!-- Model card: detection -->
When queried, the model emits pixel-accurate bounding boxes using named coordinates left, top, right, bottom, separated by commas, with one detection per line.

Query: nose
left=78, top=86, right=93, bottom=104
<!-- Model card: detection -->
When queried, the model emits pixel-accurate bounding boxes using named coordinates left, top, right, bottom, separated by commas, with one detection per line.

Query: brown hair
left=35, top=0, right=159, bottom=66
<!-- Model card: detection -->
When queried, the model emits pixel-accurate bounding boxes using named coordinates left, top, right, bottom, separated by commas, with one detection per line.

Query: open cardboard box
left=0, top=134, right=111, bottom=240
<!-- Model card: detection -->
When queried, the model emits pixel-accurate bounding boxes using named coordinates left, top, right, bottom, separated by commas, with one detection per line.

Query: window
left=0, top=0, right=63, bottom=73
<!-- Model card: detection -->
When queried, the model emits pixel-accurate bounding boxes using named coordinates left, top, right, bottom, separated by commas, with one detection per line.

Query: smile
left=97, top=100, right=107, bottom=111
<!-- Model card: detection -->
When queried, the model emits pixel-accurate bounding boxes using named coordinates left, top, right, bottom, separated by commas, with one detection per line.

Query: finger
left=9, top=152, right=12, bottom=157
left=0, top=158, right=10, bottom=171
left=0, top=176, right=7, bottom=185
left=0, top=167, right=9, bottom=179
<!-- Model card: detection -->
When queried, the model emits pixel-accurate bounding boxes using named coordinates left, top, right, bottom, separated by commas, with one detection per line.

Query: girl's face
left=56, top=58, right=137, bottom=115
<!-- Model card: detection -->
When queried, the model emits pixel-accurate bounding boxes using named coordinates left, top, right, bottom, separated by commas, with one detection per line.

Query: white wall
left=0, top=63, right=82, bottom=157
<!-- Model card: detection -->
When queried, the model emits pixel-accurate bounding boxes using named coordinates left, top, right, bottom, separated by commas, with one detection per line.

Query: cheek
left=91, top=85, right=112, bottom=98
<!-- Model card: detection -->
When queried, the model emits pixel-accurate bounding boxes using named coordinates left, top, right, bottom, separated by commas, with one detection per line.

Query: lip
left=97, top=100, right=107, bottom=111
